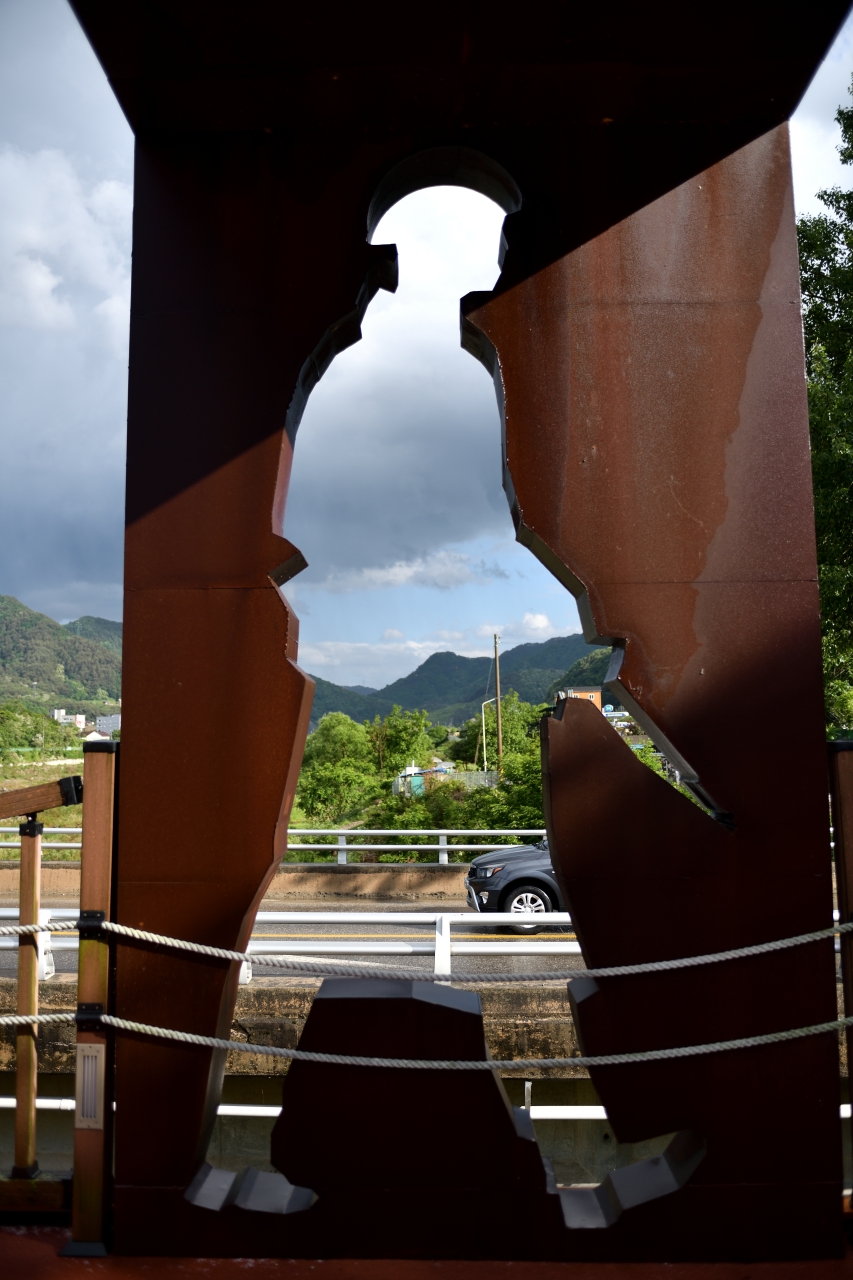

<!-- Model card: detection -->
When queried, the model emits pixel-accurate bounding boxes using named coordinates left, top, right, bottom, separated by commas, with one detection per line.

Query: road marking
left=250, top=932, right=577, bottom=941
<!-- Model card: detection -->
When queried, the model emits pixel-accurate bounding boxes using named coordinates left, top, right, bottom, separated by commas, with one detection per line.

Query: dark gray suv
left=465, top=839, right=567, bottom=932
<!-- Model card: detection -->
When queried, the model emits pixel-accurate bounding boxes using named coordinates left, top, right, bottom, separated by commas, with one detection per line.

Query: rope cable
left=97, top=917, right=851, bottom=984
left=2, top=1009, right=849, bottom=1071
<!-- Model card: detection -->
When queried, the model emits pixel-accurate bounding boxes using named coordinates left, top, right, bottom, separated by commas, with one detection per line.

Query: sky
left=1, top=2, right=852, bottom=690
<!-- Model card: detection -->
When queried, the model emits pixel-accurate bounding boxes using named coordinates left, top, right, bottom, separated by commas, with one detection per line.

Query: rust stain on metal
left=62, top=0, right=848, bottom=1261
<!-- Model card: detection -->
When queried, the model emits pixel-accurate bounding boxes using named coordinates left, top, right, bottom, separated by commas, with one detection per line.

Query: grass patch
left=0, top=757, right=85, bottom=860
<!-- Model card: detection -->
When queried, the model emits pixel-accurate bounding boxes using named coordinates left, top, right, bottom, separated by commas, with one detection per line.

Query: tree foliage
left=0, top=701, right=78, bottom=753
left=449, top=691, right=546, bottom=768
left=364, top=705, right=434, bottom=777
left=301, top=712, right=373, bottom=771
left=0, top=595, right=121, bottom=712
left=797, top=77, right=853, bottom=733
left=546, top=647, right=613, bottom=702
left=294, top=696, right=550, bottom=846
left=296, top=761, right=378, bottom=824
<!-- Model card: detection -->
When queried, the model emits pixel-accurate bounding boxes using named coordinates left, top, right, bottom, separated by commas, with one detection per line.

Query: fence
left=391, top=771, right=498, bottom=796
left=5, top=780, right=848, bottom=1244
left=0, top=826, right=547, bottom=864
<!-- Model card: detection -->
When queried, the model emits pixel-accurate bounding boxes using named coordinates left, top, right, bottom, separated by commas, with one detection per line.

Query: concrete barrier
left=0, top=861, right=471, bottom=904
left=0, top=862, right=82, bottom=903
left=0, top=973, right=582, bottom=1078
left=266, top=863, right=469, bottom=901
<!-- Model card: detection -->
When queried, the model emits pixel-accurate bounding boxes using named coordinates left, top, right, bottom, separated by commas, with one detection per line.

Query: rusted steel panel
left=503, top=135, right=840, bottom=1256
left=57, top=0, right=851, bottom=1262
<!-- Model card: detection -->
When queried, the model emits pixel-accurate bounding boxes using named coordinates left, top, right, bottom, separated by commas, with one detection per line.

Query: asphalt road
left=0, top=900, right=589, bottom=978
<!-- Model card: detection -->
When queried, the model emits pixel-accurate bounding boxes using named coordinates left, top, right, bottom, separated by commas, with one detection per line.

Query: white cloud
left=302, top=639, right=453, bottom=687
left=790, top=10, right=853, bottom=217
left=0, top=147, right=131, bottom=349
left=319, top=549, right=510, bottom=593
left=301, top=614, right=575, bottom=686
left=284, top=186, right=509, bottom=585
left=522, top=612, right=551, bottom=633
left=383, top=627, right=404, bottom=640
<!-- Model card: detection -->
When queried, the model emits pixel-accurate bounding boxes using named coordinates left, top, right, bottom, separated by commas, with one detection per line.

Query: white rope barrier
left=0, top=920, right=78, bottom=938
left=2, top=1008, right=852, bottom=1071
left=2, top=917, right=847, bottom=1073
left=96, top=917, right=851, bottom=985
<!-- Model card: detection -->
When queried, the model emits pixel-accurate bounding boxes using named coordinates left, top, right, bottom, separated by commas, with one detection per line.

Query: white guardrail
left=0, top=1098, right=849, bottom=1121
left=0, top=908, right=581, bottom=980
left=0, top=827, right=546, bottom=864
left=0, top=826, right=561, bottom=980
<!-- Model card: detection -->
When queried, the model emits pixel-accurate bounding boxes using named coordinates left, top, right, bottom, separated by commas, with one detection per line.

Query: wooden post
left=829, top=742, right=853, bottom=1080
left=68, top=741, right=118, bottom=1256
left=13, top=813, right=42, bottom=1178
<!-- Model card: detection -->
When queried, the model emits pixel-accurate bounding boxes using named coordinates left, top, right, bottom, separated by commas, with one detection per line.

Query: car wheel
left=503, top=883, right=553, bottom=933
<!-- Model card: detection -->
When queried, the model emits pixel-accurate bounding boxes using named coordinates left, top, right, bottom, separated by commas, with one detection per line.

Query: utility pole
left=494, top=633, right=503, bottom=762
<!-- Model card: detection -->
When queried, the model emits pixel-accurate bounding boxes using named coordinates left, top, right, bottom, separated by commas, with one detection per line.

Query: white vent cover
left=75, top=1043, right=105, bottom=1130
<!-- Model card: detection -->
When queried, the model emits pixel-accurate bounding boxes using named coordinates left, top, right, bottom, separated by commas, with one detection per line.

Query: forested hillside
left=0, top=592, right=605, bottom=730
left=546, top=647, right=615, bottom=701
left=310, top=632, right=594, bottom=727
left=63, top=615, right=122, bottom=655
left=0, top=595, right=121, bottom=715
left=309, top=676, right=394, bottom=724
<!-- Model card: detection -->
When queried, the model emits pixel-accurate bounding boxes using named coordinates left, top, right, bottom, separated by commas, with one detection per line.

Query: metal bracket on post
left=18, top=815, right=43, bottom=840
left=337, top=835, right=347, bottom=864
left=58, top=775, right=83, bottom=807
left=76, top=909, right=106, bottom=938
left=439, top=834, right=448, bottom=865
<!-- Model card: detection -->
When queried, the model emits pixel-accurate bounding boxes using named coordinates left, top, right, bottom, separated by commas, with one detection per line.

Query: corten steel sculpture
left=68, top=0, right=849, bottom=1261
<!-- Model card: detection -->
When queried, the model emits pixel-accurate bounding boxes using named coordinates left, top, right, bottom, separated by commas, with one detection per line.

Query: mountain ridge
left=0, top=596, right=606, bottom=728
left=0, top=595, right=121, bottom=715
left=308, top=632, right=597, bottom=726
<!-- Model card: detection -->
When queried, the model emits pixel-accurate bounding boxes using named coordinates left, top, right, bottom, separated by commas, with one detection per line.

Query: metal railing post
left=438, top=834, right=448, bottom=865
left=37, top=909, right=55, bottom=981
left=67, top=740, right=117, bottom=1257
left=434, top=915, right=452, bottom=976
left=13, top=812, right=43, bottom=1179
left=337, top=834, right=347, bottom=864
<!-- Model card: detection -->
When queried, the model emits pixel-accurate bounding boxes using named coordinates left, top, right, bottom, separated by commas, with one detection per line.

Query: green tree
left=463, top=740, right=546, bottom=828
left=0, top=702, right=77, bottom=754
left=633, top=742, right=666, bottom=777
left=797, top=76, right=853, bottom=733
left=545, top=647, right=614, bottom=702
left=302, top=712, right=373, bottom=771
left=296, top=761, right=378, bottom=823
left=364, top=705, right=434, bottom=777
left=450, top=692, right=546, bottom=768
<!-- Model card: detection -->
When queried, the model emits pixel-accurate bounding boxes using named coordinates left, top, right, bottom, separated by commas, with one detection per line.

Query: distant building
left=50, top=709, right=86, bottom=730
left=392, top=765, right=497, bottom=796
left=96, top=714, right=121, bottom=735
left=556, top=687, right=604, bottom=711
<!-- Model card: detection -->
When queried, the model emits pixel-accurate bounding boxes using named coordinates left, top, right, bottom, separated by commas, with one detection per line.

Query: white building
left=96, top=714, right=121, bottom=735
left=50, top=709, right=86, bottom=730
